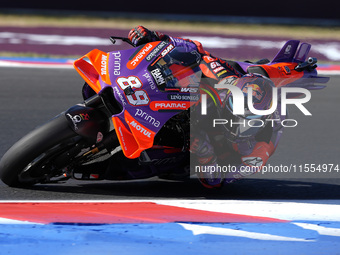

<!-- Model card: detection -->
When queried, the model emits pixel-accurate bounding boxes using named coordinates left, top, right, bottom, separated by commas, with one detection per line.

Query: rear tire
left=0, top=114, right=77, bottom=187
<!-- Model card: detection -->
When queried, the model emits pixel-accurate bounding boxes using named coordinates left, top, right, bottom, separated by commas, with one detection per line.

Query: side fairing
left=106, top=41, right=200, bottom=158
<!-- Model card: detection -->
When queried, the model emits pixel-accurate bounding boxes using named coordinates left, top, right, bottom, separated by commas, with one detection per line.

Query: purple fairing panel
left=295, top=43, right=311, bottom=62
left=271, top=40, right=301, bottom=63
left=98, top=41, right=201, bottom=134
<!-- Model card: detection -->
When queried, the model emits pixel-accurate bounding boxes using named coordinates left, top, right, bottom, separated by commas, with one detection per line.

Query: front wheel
left=0, top=114, right=79, bottom=187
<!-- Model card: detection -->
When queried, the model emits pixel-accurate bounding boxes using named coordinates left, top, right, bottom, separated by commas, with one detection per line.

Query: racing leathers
left=128, top=26, right=283, bottom=188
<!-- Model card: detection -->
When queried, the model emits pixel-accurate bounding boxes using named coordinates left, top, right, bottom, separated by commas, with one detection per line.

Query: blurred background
left=0, top=0, right=340, bottom=63
left=1, top=0, right=340, bottom=201
left=1, top=0, right=340, bottom=24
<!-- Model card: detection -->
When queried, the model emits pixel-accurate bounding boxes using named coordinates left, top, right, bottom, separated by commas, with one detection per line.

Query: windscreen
left=147, top=46, right=202, bottom=92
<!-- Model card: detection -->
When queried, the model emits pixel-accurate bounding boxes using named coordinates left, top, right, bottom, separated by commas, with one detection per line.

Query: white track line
left=179, top=223, right=313, bottom=241
left=294, top=223, right=340, bottom=237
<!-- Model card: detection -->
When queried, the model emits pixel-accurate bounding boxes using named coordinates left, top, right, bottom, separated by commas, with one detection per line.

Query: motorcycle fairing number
left=117, top=76, right=142, bottom=90
left=116, top=76, right=150, bottom=106
left=126, top=90, right=150, bottom=106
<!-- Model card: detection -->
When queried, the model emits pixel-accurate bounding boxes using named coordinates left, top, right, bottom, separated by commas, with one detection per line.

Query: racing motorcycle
left=0, top=36, right=329, bottom=187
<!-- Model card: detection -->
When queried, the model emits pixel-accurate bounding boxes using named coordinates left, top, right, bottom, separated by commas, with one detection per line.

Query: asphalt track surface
left=0, top=67, right=339, bottom=201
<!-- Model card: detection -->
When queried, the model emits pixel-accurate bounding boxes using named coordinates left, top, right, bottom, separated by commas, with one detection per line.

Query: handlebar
left=109, top=36, right=136, bottom=47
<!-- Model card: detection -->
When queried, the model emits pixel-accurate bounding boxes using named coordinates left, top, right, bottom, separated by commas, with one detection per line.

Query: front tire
left=0, top=114, right=77, bottom=187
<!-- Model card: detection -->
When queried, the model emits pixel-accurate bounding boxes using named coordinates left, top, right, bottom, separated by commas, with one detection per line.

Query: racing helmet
left=221, top=73, right=275, bottom=142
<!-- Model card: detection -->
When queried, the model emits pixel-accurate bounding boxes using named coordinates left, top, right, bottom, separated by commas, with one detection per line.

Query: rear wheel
left=0, top=114, right=79, bottom=187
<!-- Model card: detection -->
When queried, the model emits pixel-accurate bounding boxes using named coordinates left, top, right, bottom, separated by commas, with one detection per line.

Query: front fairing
left=99, top=41, right=201, bottom=158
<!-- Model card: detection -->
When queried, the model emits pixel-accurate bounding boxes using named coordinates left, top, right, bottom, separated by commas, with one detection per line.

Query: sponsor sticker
left=145, top=41, right=168, bottom=61
left=150, top=101, right=191, bottom=111
left=150, top=68, right=166, bottom=86
left=160, top=43, right=174, bottom=57
left=135, top=109, right=161, bottom=127
left=127, top=43, right=156, bottom=70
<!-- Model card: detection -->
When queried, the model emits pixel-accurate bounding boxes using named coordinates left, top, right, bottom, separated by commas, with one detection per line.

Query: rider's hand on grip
left=128, top=26, right=158, bottom=47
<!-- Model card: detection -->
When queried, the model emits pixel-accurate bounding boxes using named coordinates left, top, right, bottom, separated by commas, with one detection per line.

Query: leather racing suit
left=128, top=26, right=283, bottom=188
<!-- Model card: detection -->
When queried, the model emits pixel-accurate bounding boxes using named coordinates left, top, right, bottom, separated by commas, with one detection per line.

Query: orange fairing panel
left=86, top=49, right=111, bottom=85
left=111, top=111, right=156, bottom=159
left=73, top=57, right=101, bottom=93
left=256, top=62, right=304, bottom=87
left=73, top=49, right=111, bottom=93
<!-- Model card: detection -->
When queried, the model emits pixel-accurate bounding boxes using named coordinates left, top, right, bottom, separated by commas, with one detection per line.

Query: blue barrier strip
left=1, top=222, right=340, bottom=254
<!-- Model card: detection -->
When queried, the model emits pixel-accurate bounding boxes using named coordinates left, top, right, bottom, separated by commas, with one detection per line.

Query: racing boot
left=190, top=131, right=224, bottom=188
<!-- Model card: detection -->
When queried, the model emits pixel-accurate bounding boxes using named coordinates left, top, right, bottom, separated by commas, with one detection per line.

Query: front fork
left=65, top=86, right=121, bottom=146
left=60, top=93, right=121, bottom=171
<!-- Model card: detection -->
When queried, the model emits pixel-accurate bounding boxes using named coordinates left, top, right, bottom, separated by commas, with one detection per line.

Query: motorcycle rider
left=128, top=26, right=282, bottom=188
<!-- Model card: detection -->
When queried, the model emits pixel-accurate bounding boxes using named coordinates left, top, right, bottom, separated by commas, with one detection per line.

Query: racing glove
left=128, top=25, right=167, bottom=47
